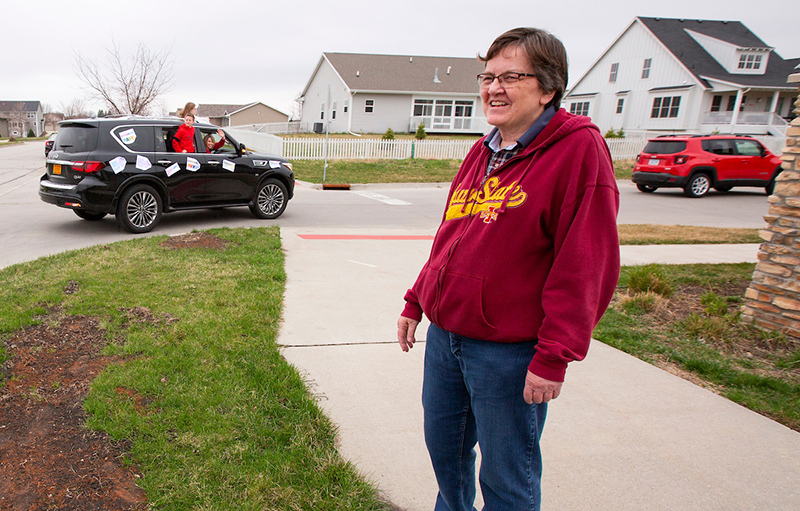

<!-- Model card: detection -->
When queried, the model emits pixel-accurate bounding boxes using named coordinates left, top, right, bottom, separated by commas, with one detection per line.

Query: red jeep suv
left=632, top=135, right=783, bottom=198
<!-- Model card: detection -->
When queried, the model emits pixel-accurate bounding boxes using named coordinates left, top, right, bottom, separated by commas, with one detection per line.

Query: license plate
left=648, top=159, right=659, bottom=165
left=53, top=164, right=62, bottom=175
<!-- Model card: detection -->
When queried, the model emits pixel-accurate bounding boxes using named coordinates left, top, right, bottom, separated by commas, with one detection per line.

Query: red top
left=206, top=138, right=224, bottom=153
left=172, top=124, right=195, bottom=153
left=401, top=109, right=620, bottom=382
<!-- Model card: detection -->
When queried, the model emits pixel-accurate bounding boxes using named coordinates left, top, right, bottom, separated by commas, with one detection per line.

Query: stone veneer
left=741, top=73, right=800, bottom=338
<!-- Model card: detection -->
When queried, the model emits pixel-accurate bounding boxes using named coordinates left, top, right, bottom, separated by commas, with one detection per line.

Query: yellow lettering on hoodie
left=445, top=177, right=527, bottom=221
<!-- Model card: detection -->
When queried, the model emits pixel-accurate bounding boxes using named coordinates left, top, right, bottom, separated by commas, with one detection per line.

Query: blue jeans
left=423, top=323, right=547, bottom=511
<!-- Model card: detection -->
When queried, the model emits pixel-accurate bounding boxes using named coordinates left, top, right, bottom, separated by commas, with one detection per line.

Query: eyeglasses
left=477, top=72, right=537, bottom=88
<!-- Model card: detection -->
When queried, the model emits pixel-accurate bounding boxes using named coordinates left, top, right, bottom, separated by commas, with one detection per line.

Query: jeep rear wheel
left=684, top=174, right=710, bottom=198
left=117, top=184, right=162, bottom=233
left=636, top=184, right=657, bottom=193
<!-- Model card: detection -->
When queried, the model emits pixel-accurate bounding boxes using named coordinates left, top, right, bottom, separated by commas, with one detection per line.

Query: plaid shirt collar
left=483, top=106, right=556, bottom=176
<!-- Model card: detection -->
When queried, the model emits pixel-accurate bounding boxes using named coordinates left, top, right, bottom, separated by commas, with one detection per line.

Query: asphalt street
left=0, top=140, right=774, bottom=269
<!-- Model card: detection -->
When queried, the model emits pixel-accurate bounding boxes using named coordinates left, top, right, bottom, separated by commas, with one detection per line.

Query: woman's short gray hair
left=479, top=27, right=569, bottom=110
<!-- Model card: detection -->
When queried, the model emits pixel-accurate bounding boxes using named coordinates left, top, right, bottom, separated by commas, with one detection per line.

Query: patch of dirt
left=159, top=232, right=230, bottom=250
left=612, top=280, right=800, bottom=430
left=0, top=312, right=147, bottom=510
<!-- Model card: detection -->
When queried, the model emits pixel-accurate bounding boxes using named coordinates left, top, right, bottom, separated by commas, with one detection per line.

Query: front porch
left=700, top=111, right=789, bottom=136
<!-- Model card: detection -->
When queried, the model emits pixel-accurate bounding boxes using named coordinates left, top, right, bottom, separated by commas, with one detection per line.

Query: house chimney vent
left=433, top=68, right=441, bottom=83
left=447, top=66, right=451, bottom=75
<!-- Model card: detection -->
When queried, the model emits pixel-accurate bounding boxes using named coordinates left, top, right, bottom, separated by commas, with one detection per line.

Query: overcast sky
left=3, top=0, right=799, bottom=117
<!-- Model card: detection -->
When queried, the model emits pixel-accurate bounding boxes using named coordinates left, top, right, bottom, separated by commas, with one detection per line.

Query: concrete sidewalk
left=278, top=229, right=800, bottom=510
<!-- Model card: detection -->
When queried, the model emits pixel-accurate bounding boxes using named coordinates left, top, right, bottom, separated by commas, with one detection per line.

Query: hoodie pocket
left=437, top=271, right=497, bottom=339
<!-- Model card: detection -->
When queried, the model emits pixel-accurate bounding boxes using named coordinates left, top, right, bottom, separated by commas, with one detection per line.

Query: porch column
left=729, top=89, right=744, bottom=133
left=770, top=91, right=780, bottom=113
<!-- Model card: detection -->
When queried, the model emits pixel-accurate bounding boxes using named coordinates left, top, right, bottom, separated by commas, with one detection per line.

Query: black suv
left=40, top=116, right=294, bottom=233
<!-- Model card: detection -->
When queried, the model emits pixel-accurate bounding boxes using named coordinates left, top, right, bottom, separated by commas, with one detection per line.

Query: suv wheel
left=636, top=184, right=657, bottom=193
left=684, top=174, right=710, bottom=198
left=117, top=184, right=162, bottom=233
left=73, top=209, right=107, bottom=221
left=250, top=178, right=288, bottom=219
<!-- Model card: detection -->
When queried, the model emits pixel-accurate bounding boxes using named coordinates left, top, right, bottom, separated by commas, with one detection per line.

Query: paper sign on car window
left=165, top=163, right=180, bottom=177
left=222, top=159, right=235, bottom=172
left=110, top=156, right=127, bottom=174
left=186, top=157, right=200, bottom=172
left=136, top=155, right=152, bottom=170
left=119, top=128, right=136, bottom=145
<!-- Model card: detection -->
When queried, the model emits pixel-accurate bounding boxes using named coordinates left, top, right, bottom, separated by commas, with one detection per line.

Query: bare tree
left=74, top=40, right=174, bottom=116
left=59, top=99, right=92, bottom=120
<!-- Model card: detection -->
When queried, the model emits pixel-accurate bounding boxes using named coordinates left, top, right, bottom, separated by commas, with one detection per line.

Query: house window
left=454, top=100, right=473, bottom=129
left=616, top=98, right=624, bottom=114
left=27, top=112, right=35, bottom=119
left=365, top=99, right=374, bottom=114
left=569, top=102, right=590, bottom=116
left=332, top=102, right=337, bottom=120
left=433, top=100, right=454, bottom=129
left=738, top=53, right=762, bottom=70
left=651, top=96, right=681, bottom=118
left=642, top=58, right=652, bottom=79
left=344, top=100, right=349, bottom=113
left=711, top=95, right=722, bottom=112
left=726, top=96, right=736, bottom=112
left=609, top=62, right=619, bottom=83
left=413, top=99, right=433, bottom=117
left=320, top=103, right=325, bottom=120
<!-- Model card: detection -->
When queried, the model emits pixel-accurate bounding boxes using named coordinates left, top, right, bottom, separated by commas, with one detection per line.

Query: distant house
left=563, top=17, right=800, bottom=137
left=0, top=101, right=44, bottom=137
left=196, top=102, right=289, bottom=127
left=44, top=112, right=65, bottom=133
left=298, top=52, right=489, bottom=135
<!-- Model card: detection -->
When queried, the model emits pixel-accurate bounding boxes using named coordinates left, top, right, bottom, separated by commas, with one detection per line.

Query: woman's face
left=205, top=137, right=214, bottom=149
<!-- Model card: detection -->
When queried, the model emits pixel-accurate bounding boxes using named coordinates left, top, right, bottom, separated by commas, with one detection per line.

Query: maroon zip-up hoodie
left=401, top=109, right=620, bottom=382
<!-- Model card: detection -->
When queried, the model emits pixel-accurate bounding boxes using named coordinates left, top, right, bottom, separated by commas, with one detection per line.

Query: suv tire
left=636, top=184, right=657, bottom=193
left=250, top=178, right=288, bottom=219
left=73, top=209, right=107, bottom=221
left=117, top=184, right=163, bottom=233
left=684, top=174, right=711, bottom=198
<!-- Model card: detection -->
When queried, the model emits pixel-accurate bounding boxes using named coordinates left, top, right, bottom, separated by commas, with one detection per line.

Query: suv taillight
left=674, top=155, right=689, bottom=164
left=72, top=161, right=105, bottom=173
left=635, top=155, right=640, bottom=163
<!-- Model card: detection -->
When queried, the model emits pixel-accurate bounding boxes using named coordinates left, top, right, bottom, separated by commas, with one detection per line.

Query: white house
left=298, top=53, right=489, bottom=135
left=564, top=17, right=799, bottom=137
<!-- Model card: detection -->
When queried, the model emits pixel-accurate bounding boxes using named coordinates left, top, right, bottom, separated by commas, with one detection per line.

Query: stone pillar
left=741, top=73, right=800, bottom=338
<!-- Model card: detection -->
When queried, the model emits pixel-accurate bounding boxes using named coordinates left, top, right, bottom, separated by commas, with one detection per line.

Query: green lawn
left=594, top=263, right=800, bottom=431
left=290, top=158, right=636, bottom=184
left=0, top=227, right=388, bottom=510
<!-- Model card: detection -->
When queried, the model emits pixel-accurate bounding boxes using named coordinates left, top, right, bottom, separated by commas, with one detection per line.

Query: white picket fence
left=226, top=129, right=786, bottom=162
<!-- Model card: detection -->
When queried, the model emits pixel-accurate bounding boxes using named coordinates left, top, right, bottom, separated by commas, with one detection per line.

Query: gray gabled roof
left=0, top=100, right=41, bottom=112
left=304, top=53, right=484, bottom=96
left=638, top=17, right=798, bottom=89
left=197, top=104, right=247, bottom=118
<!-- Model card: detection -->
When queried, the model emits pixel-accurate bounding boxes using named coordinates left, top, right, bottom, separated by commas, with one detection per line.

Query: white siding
left=566, top=20, right=702, bottom=134
left=301, top=59, right=352, bottom=133
left=350, top=94, right=411, bottom=134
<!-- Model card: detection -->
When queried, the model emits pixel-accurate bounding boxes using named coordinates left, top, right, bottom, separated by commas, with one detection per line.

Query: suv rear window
left=642, top=140, right=687, bottom=154
left=54, top=125, right=98, bottom=153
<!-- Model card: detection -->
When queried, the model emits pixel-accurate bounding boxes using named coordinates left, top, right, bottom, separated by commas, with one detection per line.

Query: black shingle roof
left=638, top=17, right=798, bottom=89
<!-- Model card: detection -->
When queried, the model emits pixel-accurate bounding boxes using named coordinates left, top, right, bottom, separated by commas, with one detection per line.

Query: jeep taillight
left=635, top=154, right=640, bottom=163
left=72, top=161, right=105, bottom=173
left=674, top=155, right=689, bottom=164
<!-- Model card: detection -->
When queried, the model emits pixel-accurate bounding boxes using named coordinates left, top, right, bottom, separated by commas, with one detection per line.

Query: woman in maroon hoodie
left=397, top=28, right=619, bottom=511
